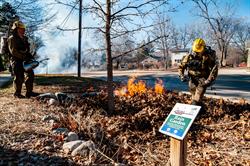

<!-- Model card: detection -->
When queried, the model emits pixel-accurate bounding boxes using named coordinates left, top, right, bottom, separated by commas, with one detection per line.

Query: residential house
left=152, top=49, right=189, bottom=68
left=169, top=49, right=189, bottom=67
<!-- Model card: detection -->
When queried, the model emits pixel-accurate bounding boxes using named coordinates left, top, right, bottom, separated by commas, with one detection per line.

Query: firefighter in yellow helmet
left=178, top=38, right=219, bottom=105
left=7, top=20, right=39, bottom=98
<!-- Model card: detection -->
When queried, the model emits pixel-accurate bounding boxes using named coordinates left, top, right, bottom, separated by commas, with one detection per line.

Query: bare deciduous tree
left=0, top=1, right=54, bottom=67
left=170, top=24, right=198, bottom=49
left=191, top=0, right=240, bottom=66
left=151, top=12, right=171, bottom=69
left=112, top=34, right=135, bottom=69
left=0, top=0, right=55, bottom=33
left=86, top=0, right=169, bottom=112
left=56, top=0, right=171, bottom=112
left=179, top=24, right=197, bottom=49
left=232, top=22, right=250, bottom=62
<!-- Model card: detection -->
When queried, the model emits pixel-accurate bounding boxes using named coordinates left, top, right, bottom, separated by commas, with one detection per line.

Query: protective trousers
left=0, top=56, right=5, bottom=72
left=12, top=61, right=34, bottom=95
left=188, top=79, right=207, bottom=104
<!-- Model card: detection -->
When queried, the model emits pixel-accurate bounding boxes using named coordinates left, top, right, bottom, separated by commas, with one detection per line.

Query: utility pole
left=247, top=40, right=250, bottom=69
left=78, top=0, right=82, bottom=77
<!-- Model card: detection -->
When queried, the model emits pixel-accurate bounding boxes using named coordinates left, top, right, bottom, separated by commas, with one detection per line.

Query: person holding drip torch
left=178, top=38, right=219, bottom=106
left=7, top=20, right=39, bottom=98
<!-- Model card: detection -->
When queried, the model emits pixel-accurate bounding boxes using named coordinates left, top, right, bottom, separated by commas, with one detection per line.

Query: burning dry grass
left=114, top=76, right=165, bottom=97
left=0, top=76, right=249, bottom=165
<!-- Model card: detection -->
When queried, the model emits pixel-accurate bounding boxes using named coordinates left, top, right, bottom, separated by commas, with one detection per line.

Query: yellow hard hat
left=12, top=20, right=26, bottom=30
left=192, top=38, right=205, bottom=53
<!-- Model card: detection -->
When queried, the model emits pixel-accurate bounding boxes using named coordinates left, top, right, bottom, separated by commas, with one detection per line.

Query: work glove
left=180, top=75, right=188, bottom=82
left=199, top=78, right=211, bottom=86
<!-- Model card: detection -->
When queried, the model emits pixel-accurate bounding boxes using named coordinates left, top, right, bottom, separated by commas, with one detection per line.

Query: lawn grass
left=0, top=79, right=12, bottom=94
left=35, top=75, right=105, bottom=86
left=0, top=75, right=107, bottom=95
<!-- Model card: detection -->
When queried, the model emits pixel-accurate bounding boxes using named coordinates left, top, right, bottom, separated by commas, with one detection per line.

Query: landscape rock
left=42, top=115, right=58, bottom=122
left=48, top=98, right=59, bottom=106
left=65, top=132, right=79, bottom=142
left=71, top=140, right=96, bottom=157
left=37, top=93, right=57, bottom=100
left=52, top=128, right=69, bottom=135
left=55, top=92, right=74, bottom=103
left=63, top=140, right=83, bottom=152
left=114, top=163, right=127, bottom=166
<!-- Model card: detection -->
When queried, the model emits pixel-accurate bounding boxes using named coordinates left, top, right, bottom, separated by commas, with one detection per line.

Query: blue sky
left=37, top=0, right=250, bottom=73
left=169, top=0, right=250, bottom=26
left=237, top=0, right=250, bottom=18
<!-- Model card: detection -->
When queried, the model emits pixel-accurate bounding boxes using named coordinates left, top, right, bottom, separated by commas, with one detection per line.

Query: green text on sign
left=161, top=115, right=192, bottom=138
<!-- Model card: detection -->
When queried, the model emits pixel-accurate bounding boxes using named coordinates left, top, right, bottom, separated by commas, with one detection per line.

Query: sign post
left=159, top=103, right=201, bottom=166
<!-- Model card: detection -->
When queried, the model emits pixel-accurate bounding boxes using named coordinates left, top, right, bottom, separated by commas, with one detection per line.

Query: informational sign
left=159, top=103, right=201, bottom=140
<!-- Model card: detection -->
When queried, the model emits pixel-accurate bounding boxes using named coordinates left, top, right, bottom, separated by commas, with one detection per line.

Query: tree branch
left=112, top=36, right=163, bottom=60
left=111, top=0, right=164, bottom=18
left=111, top=24, right=156, bottom=39
left=57, top=26, right=105, bottom=33
left=92, top=0, right=106, bottom=16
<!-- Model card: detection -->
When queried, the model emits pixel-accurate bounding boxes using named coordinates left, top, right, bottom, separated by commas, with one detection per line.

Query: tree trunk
left=162, top=45, right=167, bottom=70
left=105, top=0, right=114, bottom=113
left=166, top=48, right=169, bottom=69
left=220, top=45, right=228, bottom=67
left=224, top=47, right=228, bottom=65
left=114, top=60, right=119, bottom=69
left=77, top=0, right=82, bottom=77
left=220, top=50, right=224, bottom=67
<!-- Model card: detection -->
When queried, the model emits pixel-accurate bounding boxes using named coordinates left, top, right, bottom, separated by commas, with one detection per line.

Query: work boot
left=25, top=92, right=40, bottom=98
left=14, top=93, right=25, bottom=99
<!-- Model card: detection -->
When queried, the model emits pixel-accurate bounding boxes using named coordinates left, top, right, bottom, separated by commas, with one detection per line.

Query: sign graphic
left=159, top=103, right=201, bottom=140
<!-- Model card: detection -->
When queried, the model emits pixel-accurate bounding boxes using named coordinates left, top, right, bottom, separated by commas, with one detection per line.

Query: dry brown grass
left=0, top=76, right=108, bottom=165
left=0, top=76, right=249, bottom=165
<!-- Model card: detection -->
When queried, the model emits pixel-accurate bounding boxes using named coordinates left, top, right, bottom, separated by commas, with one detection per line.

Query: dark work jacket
left=7, top=34, right=32, bottom=62
left=178, top=46, right=219, bottom=82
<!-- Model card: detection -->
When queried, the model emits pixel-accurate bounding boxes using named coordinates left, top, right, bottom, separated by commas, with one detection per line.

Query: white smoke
left=36, top=1, right=101, bottom=74
left=36, top=30, right=79, bottom=74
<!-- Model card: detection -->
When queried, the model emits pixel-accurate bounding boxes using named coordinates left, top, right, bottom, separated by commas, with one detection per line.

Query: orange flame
left=127, top=77, right=146, bottom=96
left=155, top=79, right=164, bottom=94
left=114, top=76, right=164, bottom=97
